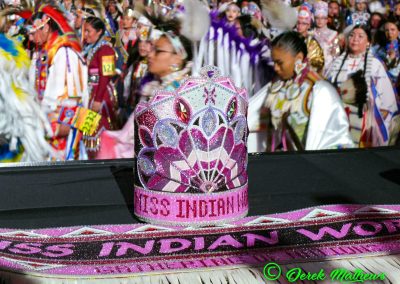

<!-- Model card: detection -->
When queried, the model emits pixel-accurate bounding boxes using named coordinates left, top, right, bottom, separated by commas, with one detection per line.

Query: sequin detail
left=234, top=118, right=247, bottom=144
left=138, top=156, right=156, bottom=176
left=202, top=108, right=217, bottom=137
left=155, top=122, right=178, bottom=147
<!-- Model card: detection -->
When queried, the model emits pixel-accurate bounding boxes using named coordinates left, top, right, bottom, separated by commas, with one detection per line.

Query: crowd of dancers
left=0, top=0, right=399, bottom=162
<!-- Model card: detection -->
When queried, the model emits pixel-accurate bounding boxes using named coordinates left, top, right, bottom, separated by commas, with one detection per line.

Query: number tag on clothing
left=58, top=106, right=101, bottom=136
left=102, top=55, right=116, bottom=76
left=74, top=108, right=101, bottom=135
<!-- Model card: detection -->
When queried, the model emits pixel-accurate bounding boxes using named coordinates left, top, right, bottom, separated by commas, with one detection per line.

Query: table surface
left=0, top=147, right=399, bottom=229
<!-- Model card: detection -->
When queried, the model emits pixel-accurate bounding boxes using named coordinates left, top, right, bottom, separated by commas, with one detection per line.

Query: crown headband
left=134, top=66, right=249, bottom=226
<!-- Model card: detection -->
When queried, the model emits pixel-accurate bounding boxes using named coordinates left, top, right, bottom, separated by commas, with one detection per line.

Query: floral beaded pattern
left=135, top=66, right=248, bottom=194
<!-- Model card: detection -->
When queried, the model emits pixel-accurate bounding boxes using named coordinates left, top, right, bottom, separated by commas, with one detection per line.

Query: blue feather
left=0, top=33, right=18, bottom=56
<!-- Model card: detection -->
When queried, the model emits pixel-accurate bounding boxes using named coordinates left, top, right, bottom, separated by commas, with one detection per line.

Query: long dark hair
left=271, top=31, right=308, bottom=58
left=85, top=16, right=106, bottom=41
left=333, top=25, right=370, bottom=117
left=333, top=24, right=371, bottom=87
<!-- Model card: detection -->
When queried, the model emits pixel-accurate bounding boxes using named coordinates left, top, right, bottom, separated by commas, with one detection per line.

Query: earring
left=294, top=59, right=306, bottom=76
left=170, top=64, right=180, bottom=72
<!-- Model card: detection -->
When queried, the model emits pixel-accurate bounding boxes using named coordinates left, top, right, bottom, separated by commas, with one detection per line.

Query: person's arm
left=385, top=51, right=400, bottom=81
left=305, top=80, right=354, bottom=150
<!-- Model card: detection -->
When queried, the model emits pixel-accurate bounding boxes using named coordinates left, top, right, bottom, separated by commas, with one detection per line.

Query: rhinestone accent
left=202, top=108, right=217, bottom=137
left=175, top=98, right=191, bottom=124
left=155, top=122, right=178, bottom=147
left=227, top=98, right=237, bottom=121
left=234, top=118, right=247, bottom=144
left=138, top=157, right=156, bottom=176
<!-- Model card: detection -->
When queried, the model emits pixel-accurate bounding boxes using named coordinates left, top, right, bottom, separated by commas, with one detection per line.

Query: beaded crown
left=134, top=66, right=249, bottom=226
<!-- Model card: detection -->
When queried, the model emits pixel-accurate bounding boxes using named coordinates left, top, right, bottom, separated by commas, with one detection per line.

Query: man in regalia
left=30, top=4, right=89, bottom=160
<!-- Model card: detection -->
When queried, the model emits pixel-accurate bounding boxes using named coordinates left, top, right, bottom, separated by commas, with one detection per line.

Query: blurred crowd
left=0, top=0, right=400, bottom=162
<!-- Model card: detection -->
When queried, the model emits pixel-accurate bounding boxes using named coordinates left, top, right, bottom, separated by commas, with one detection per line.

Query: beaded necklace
left=86, top=36, right=114, bottom=66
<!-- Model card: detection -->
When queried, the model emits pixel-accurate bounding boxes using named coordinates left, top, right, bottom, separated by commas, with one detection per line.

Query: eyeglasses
left=151, top=47, right=176, bottom=55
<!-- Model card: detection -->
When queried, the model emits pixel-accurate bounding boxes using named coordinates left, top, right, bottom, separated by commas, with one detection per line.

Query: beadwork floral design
left=135, top=66, right=248, bottom=193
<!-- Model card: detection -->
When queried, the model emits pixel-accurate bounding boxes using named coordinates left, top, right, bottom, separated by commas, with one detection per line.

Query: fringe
left=0, top=255, right=399, bottom=284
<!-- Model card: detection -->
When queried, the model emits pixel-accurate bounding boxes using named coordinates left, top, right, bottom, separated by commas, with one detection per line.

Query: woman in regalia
left=312, top=1, right=340, bottom=72
left=124, top=17, right=157, bottom=108
left=326, top=25, right=400, bottom=147
left=139, top=19, right=193, bottom=101
left=248, top=31, right=353, bottom=152
left=295, top=3, right=324, bottom=74
left=373, top=19, right=400, bottom=85
left=115, top=7, right=139, bottom=63
left=96, top=18, right=194, bottom=159
left=83, top=16, right=118, bottom=158
left=346, top=0, right=370, bottom=26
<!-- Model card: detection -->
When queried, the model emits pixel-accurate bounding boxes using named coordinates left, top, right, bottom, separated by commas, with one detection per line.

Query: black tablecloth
left=1, top=147, right=399, bottom=228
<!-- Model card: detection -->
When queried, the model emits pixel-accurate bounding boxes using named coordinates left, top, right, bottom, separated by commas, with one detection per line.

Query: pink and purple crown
left=134, top=66, right=249, bottom=226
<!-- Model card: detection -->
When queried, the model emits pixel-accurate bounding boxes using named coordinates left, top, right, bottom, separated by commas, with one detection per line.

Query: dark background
left=0, top=147, right=399, bottom=229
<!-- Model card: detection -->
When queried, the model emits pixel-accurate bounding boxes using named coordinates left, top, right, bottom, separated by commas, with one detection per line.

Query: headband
left=164, top=31, right=188, bottom=60
left=28, top=16, right=50, bottom=33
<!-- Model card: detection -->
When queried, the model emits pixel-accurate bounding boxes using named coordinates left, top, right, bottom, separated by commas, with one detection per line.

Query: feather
left=180, top=0, right=210, bottom=41
left=40, top=5, right=74, bottom=33
left=261, top=0, right=297, bottom=30
left=0, top=34, right=53, bottom=161
left=0, top=7, right=27, bottom=32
